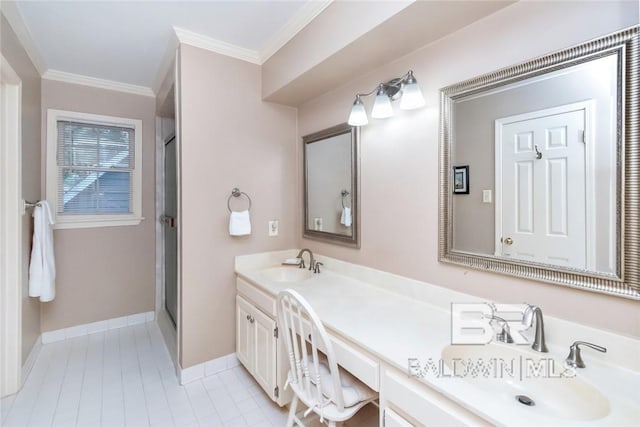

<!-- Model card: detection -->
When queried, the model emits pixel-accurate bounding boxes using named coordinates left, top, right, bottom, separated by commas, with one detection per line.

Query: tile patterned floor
left=1, top=322, right=377, bottom=427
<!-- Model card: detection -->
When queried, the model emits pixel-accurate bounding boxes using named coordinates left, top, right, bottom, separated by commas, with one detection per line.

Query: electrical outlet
left=314, top=217, right=323, bottom=231
left=268, top=220, right=278, bottom=236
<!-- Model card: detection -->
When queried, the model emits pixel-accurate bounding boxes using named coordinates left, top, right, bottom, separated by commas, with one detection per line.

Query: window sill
left=53, top=216, right=145, bottom=230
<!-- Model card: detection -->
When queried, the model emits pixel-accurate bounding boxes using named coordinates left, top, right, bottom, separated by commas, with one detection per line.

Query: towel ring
left=227, top=188, right=252, bottom=212
left=341, top=189, right=351, bottom=209
left=24, top=200, right=42, bottom=209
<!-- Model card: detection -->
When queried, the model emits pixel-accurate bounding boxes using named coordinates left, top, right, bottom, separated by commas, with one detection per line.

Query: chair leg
left=286, top=395, right=299, bottom=427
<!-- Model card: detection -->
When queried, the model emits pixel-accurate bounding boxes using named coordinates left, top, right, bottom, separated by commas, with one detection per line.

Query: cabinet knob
left=249, top=316, right=255, bottom=324
left=246, top=314, right=251, bottom=321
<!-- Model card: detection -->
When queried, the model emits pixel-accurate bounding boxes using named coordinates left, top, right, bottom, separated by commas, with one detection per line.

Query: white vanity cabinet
left=236, top=252, right=640, bottom=427
left=236, top=295, right=277, bottom=397
left=236, top=275, right=489, bottom=426
left=380, top=365, right=490, bottom=427
left=236, top=279, right=292, bottom=406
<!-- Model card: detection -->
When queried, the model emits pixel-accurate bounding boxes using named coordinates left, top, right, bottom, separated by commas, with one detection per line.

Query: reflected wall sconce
left=347, top=70, right=425, bottom=126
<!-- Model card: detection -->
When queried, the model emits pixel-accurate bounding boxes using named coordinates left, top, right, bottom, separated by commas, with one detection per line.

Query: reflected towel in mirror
left=340, top=207, right=352, bottom=227
left=229, top=210, right=251, bottom=236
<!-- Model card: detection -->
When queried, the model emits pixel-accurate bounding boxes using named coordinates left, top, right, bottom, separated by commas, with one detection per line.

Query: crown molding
left=259, top=0, right=333, bottom=63
left=42, top=70, right=155, bottom=97
left=0, top=1, right=47, bottom=74
left=174, top=27, right=261, bottom=65
left=173, top=0, right=332, bottom=67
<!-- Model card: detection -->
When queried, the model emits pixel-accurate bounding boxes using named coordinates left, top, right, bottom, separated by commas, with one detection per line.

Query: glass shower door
left=163, top=136, right=178, bottom=327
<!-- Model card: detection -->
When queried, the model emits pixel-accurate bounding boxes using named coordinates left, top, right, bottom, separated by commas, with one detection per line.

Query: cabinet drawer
left=237, top=277, right=276, bottom=317
left=331, top=335, right=379, bottom=392
left=383, top=367, right=489, bottom=427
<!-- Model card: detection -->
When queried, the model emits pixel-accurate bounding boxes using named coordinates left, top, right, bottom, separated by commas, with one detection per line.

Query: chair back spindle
left=277, top=290, right=346, bottom=414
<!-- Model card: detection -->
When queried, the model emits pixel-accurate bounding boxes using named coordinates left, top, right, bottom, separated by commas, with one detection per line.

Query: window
left=46, top=109, right=142, bottom=229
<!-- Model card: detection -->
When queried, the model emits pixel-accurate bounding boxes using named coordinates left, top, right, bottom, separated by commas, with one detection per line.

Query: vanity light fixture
left=348, top=70, right=425, bottom=126
left=348, top=95, right=368, bottom=126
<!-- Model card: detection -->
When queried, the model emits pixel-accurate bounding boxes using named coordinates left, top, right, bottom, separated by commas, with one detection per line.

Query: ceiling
left=7, top=0, right=325, bottom=92
left=5, top=0, right=517, bottom=100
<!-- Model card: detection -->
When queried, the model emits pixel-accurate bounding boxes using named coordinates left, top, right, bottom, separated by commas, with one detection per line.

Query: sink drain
left=516, top=395, right=535, bottom=406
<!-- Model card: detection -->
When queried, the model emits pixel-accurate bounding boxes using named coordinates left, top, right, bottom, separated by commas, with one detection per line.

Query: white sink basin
left=260, top=266, right=313, bottom=282
left=441, top=344, right=610, bottom=421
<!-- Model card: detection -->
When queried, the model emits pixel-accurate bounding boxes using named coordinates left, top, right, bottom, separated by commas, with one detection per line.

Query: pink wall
left=178, top=44, right=297, bottom=368
left=297, top=1, right=640, bottom=338
left=1, top=14, right=42, bottom=363
left=40, top=80, right=156, bottom=331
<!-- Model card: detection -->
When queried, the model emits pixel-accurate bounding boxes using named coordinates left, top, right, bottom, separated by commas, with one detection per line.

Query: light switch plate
left=482, top=190, right=492, bottom=203
left=313, top=217, right=323, bottom=231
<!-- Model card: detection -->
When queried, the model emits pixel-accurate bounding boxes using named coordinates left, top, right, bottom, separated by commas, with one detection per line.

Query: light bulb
left=371, top=85, right=393, bottom=119
left=347, top=96, right=368, bottom=126
left=400, top=71, right=425, bottom=110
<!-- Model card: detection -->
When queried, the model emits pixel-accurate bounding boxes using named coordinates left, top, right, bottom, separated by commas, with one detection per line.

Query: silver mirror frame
left=439, top=26, right=639, bottom=299
left=303, top=123, right=360, bottom=248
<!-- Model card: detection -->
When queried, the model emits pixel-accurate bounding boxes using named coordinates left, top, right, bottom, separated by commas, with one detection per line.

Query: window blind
left=56, top=121, right=135, bottom=215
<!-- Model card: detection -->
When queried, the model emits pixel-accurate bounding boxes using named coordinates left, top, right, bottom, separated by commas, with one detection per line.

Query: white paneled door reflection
left=496, top=102, right=590, bottom=269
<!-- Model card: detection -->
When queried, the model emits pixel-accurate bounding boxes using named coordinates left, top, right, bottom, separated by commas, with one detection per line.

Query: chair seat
left=305, top=354, right=376, bottom=408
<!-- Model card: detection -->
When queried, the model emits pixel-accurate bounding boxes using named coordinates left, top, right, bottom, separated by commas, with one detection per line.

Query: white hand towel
left=229, top=210, right=251, bottom=236
left=341, top=207, right=352, bottom=227
left=29, top=201, right=56, bottom=302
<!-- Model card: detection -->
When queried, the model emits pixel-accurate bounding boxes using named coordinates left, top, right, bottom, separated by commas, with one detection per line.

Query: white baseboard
left=41, top=311, right=155, bottom=344
left=179, top=353, right=239, bottom=385
left=21, top=335, right=42, bottom=383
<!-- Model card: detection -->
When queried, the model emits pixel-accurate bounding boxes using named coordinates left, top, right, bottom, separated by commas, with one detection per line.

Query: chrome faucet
left=313, top=262, right=323, bottom=274
left=565, top=341, right=607, bottom=368
left=522, top=304, right=548, bottom=352
left=486, top=315, right=514, bottom=344
left=296, top=248, right=314, bottom=271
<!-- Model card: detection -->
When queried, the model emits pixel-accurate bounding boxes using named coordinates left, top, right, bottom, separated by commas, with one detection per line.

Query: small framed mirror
left=303, top=123, right=359, bottom=247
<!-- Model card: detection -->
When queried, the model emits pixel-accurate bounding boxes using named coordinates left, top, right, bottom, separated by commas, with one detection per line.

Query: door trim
left=494, top=101, right=595, bottom=268
left=0, top=54, right=23, bottom=397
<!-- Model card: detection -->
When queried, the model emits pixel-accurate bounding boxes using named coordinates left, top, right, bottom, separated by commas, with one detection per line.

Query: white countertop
left=235, top=250, right=640, bottom=426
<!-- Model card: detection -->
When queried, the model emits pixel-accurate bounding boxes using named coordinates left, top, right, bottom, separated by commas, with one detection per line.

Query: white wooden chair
left=277, top=289, right=377, bottom=427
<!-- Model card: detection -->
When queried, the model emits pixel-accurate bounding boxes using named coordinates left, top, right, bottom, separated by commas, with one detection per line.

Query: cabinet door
left=236, top=296, right=253, bottom=369
left=252, top=306, right=277, bottom=396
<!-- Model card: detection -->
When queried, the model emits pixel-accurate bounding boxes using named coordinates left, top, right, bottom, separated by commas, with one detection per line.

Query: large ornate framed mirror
left=303, top=123, right=359, bottom=247
left=439, top=26, right=639, bottom=299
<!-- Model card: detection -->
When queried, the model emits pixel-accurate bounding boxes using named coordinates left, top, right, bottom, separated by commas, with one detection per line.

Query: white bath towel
left=340, top=207, right=352, bottom=227
left=29, top=201, right=56, bottom=302
left=229, top=210, right=251, bottom=236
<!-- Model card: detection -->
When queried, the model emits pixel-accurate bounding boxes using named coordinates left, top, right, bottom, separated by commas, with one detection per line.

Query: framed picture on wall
left=453, top=165, right=469, bottom=194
